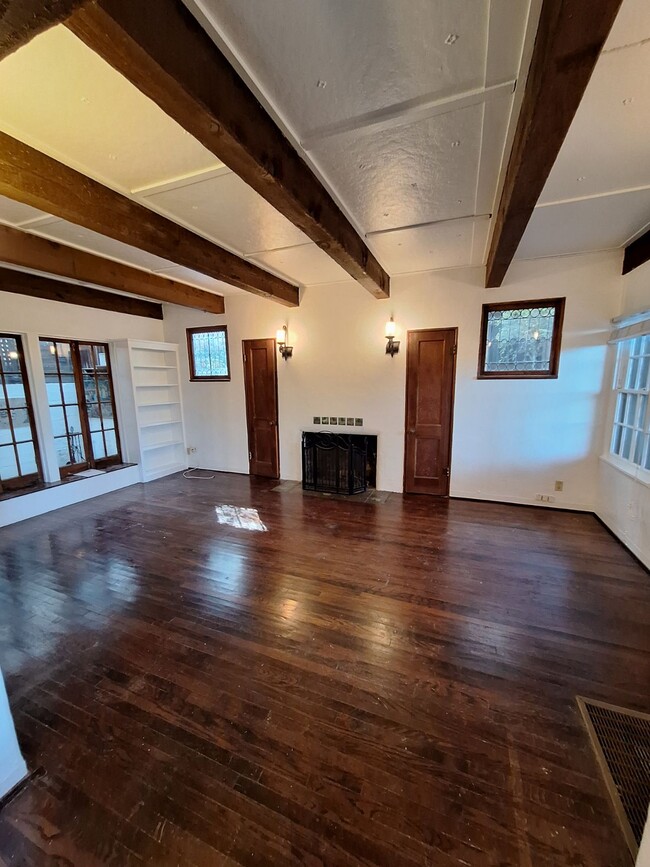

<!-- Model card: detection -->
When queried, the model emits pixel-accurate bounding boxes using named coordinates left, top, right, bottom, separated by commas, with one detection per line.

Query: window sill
left=0, top=463, right=137, bottom=503
left=599, top=454, right=650, bottom=488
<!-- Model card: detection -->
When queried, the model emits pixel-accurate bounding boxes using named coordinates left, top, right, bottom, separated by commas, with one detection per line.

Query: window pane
left=91, top=429, right=106, bottom=460
left=0, top=445, right=18, bottom=479
left=615, top=394, right=626, bottom=424
left=16, top=441, right=37, bottom=475
left=624, top=394, right=638, bottom=426
left=482, top=301, right=562, bottom=376
left=66, top=430, right=86, bottom=465
left=10, top=408, right=32, bottom=443
left=54, top=437, right=72, bottom=466
left=620, top=427, right=633, bottom=460
left=104, top=428, right=117, bottom=456
left=612, top=424, right=623, bottom=455
left=100, top=401, right=114, bottom=426
left=189, top=329, right=229, bottom=378
left=0, top=409, right=11, bottom=445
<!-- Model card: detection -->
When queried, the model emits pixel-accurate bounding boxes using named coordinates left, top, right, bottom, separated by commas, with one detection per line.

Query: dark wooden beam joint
left=65, top=0, right=390, bottom=299
left=0, top=267, right=164, bottom=319
left=485, top=0, right=624, bottom=288
left=622, top=228, right=650, bottom=275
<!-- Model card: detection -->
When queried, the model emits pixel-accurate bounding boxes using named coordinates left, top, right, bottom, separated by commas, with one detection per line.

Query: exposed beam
left=65, top=0, right=390, bottom=300
left=0, top=224, right=225, bottom=314
left=0, top=132, right=299, bottom=306
left=623, top=227, right=650, bottom=275
left=0, top=0, right=88, bottom=61
left=0, top=266, right=163, bottom=319
left=485, top=0, right=624, bottom=288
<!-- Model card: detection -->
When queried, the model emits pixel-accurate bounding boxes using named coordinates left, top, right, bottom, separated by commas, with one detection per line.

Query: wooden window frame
left=0, top=333, right=43, bottom=493
left=477, top=297, right=566, bottom=380
left=187, top=325, right=231, bottom=382
left=40, top=338, right=122, bottom=477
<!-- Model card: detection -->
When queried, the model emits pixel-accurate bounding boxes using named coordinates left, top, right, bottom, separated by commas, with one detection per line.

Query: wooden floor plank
left=0, top=472, right=648, bottom=865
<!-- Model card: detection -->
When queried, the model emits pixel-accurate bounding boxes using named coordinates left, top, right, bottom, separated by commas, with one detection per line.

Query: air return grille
left=577, top=696, right=650, bottom=858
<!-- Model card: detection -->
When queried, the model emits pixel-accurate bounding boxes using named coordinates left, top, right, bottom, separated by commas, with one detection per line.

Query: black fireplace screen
left=302, top=432, right=369, bottom=495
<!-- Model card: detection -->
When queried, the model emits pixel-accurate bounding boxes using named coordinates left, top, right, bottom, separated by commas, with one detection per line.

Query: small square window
left=187, top=326, right=230, bottom=381
left=478, top=298, right=565, bottom=379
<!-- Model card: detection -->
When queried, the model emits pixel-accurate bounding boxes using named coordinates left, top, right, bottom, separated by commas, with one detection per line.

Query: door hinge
left=243, top=353, right=247, bottom=363
left=451, top=344, right=457, bottom=355
left=249, top=451, right=253, bottom=461
left=444, top=466, right=450, bottom=477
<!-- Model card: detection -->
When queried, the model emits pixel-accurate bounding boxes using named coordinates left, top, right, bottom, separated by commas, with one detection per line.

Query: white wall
left=0, top=667, right=27, bottom=799
left=164, top=250, right=622, bottom=509
left=0, top=291, right=164, bottom=526
left=596, top=258, right=650, bottom=568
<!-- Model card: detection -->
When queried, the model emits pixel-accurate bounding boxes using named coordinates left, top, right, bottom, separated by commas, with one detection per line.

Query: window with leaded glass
left=478, top=298, right=565, bottom=379
left=39, top=338, right=121, bottom=474
left=0, top=333, right=42, bottom=492
left=610, top=334, right=650, bottom=472
left=187, top=326, right=230, bottom=381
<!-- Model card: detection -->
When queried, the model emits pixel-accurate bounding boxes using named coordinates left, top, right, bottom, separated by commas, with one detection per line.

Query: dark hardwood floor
left=0, top=472, right=648, bottom=866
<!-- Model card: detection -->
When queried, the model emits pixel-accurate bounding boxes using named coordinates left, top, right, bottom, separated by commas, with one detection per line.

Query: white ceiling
left=0, top=0, right=646, bottom=293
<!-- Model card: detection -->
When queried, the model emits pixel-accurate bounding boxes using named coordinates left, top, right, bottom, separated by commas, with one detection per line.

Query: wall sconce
left=385, top=317, right=400, bottom=356
left=276, top=325, right=293, bottom=360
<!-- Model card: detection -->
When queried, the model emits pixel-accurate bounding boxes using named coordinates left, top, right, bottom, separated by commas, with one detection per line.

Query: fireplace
left=302, top=432, right=377, bottom=495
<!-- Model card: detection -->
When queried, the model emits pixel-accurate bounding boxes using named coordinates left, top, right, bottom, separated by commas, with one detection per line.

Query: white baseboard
left=596, top=509, right=650, bottom=569
left=450, top=490, right=594, bottom=512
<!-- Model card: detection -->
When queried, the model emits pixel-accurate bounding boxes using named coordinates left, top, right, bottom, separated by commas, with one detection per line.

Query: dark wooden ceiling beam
left=0, top=0, right=88, bottom=61
left=65, top=0, right=390, bottom=300
left=0, top=224, right=225, bottom=314
left=0, top=132, right=299, bottom=306
left=485, top=0, right=624, bottom=288
left=0, top=266, right=163, bottom=319
left=623, top=228, right=650, bottom=275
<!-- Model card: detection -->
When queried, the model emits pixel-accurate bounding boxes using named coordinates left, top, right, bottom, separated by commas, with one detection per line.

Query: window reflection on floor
left=215, top=505, right=268, bottom=532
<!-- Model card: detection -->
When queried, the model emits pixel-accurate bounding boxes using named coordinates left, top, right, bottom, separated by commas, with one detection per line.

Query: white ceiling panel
left=516, top=187, right=650, bottom=260
left=142, top=172, right=308, bottom=255
left=193, top=0, right=490, bottom=136
left=311, top=103, right=485, bottom=235
left=32, top=220, right=178, bottom=272
left=605, top=0, right=650, bottom=50
left=539, top=40, right=650, bottom=204
left=250, top=243, right=349, bottom=286
left=0, top=196, right=51, bottom=227
left=368, top=216, right=490, bottom=274
left=0, top=26, right=219, bottom=192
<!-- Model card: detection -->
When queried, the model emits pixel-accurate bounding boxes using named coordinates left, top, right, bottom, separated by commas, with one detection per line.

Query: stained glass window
left=479, top=298, right=565, bottom=378
left=187, top=327, right=230, bottom=381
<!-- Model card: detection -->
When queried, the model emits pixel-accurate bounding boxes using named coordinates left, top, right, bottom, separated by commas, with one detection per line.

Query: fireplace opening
left=302, top=432, right=377, bottom=495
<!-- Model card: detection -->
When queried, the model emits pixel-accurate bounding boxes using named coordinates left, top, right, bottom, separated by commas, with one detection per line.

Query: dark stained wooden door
left=243, top=338, right=280, bottom=478
left=404, top=328, right=457, bottom=496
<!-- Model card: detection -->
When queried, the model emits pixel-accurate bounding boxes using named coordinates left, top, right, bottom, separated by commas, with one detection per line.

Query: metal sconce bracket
left=277, top=325, right=293, bottom=360
left=386, top=337, right=400, bottom=357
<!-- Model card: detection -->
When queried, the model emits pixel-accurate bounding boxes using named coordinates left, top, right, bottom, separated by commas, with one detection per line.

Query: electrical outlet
left=321, top=416, right=329, bottom=424
left=554, top=480, right=564, bottom=491
left=535, top=494, right=543, bottom=501
left=329, top=417, right=337, bottom=425
left=346, top=417, right=354, bottom=426
left=187, top=446, right=197, bottom=455
left=313, top=417, right=321, bottom=424
left=338, top=417, right=346, bottom=425
left=355, top=418, right=363, bottom=426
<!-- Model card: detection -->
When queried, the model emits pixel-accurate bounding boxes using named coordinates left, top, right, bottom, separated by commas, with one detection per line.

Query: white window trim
left=599, top=451, right=650, bottom=487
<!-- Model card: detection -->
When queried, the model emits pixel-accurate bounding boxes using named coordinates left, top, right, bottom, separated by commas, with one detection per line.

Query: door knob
left=409, top=428, right=416, bottom=434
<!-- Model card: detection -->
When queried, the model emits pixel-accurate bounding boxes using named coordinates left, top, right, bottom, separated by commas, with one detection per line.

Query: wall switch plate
left=355, top=418, right=363, bottom=426
left=330, top=417, right=337, bottom=425
left=346, top=417, right=354, bottom=426
left=313, top=417, right=321, bottom=424
left=321, top=416, right=329, bottom=424
left=338, top=417, right=346, bottom=425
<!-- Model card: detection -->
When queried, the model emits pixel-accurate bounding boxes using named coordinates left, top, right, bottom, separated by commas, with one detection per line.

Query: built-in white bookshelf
left=112, top=340, right=188, bottom=482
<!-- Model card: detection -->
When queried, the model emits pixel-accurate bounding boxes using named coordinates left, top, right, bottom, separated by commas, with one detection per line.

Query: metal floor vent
left=577, top=697, right=650, bottom=859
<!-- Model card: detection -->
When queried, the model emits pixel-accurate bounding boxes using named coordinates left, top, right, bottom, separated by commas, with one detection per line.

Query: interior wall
left=0, top=667, right=27, bottom=798
left=0, top=290, right=164, bottom=527
left=596, top=258, right=650, bottom=567
left=164, top=250, right=621, bottom=509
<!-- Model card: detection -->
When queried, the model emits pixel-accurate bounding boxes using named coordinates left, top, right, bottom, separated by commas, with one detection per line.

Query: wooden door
left=242, top=338, right=280, bottom=478
left=404, top=328, right=457, bottom=496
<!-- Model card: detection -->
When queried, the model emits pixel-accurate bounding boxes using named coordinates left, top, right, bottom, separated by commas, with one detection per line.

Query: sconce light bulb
left=385, top=318, right=396, bottom=339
